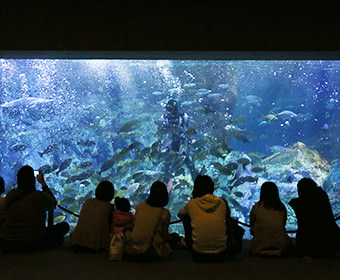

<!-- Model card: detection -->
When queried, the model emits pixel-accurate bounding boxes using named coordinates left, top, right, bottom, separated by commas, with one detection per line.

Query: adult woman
left=125, top=181, right=172, bottom=260
left=249, top=181, right=293, bottom=256
left=289, top=178, right=340, bottom=258
left=70, top=181, right=115, bottom=252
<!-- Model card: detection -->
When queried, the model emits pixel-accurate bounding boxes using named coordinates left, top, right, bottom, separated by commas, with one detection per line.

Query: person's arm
left=37, top=169, right=57, bottom=208
left=249, top=205, right=256, bottom=235
left=177, top=203, right=189, bottom=219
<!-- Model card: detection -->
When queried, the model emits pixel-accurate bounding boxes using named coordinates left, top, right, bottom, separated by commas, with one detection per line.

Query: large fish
left=0, top=97, right=54, bottom=108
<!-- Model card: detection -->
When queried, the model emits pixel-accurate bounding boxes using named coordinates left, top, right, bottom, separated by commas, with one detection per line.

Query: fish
left=56, top=159, right=72, bottom=175
left=65, top=170, right=93, bottom=184
left=152, top=91, right=163, bottom=96
left=232, top=131, right=250, bottom=143
left=251, top=166, right=265, bottom=173
left=183, top=83, right=196, bottom=88
left=218, top=83, right=230, bottom=90
left=237, top=158, right=251, bottom=165
left=242, top=95, right=262, bottom=107
left=232, top=176, right=258, bottom=187
left=234, top=191, right=244, bottom=198
left=207, top=93, right=222, bottom=98
left=9, top=143, right=27, bottom=152
left=100, top=158, right=115, bottom=173
left=211, top=162, right=233, bottom=175
left=78, top=161, right=93, bottom=169
left=39, top=143, right=58, bottom=157
left=0, top=97, right=54, bottom=108
left=117, top=119, right=143, bottom=133
left=77, top=140, right=96, bottom=146
left=40, top=164, right=59, bottom=174
left=276, top=110, right=298, bottom=120
left=261, top=113, right=278, bottom=121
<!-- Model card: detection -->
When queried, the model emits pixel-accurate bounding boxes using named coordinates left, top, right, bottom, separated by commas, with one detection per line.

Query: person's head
left=95, top=181, right=115, bottom=202
left=192, top=175, right=214, bottom=198
left=146, top=181, right=169, bottom=207
left=166, top=99, right=179, bottom=114
left=297, top=178, right=317, bottom=198
left=17, top=165, right=36, bottom=192
left=259, top=181, right=285, bottom=211
left=115, top=197, right=131, bottom=212
left=0, top=176, right=4, bottom=195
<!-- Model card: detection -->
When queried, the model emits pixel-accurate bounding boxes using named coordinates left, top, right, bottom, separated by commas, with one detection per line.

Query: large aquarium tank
left=1, top=53, right=339, bottom=237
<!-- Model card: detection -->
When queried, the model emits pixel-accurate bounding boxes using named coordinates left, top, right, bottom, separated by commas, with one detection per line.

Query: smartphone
left=34, top=170, right=39, bottom=176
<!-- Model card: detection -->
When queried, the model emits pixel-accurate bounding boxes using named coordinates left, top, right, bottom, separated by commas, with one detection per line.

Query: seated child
left=111, top=197, right=134, bottom=235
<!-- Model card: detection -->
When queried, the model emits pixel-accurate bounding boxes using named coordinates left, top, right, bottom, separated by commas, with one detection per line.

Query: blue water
left=0, top=59, right=339, bottom=235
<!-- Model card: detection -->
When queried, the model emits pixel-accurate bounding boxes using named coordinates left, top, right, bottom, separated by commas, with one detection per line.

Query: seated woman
left=289, top=178, right=340, bottom=258
left=70, top=181, right=115, bottom=253
left=125, top=181, right=172, bottom=260
left=178, top=175, right=229, bottom=262
left=249, top=182, right=293, bottom=256
left=0, top=166, right=69, bottom=252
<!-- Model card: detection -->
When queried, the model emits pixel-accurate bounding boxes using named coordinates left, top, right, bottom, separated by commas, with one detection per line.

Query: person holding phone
left=0, top=165, right=69, bottom=252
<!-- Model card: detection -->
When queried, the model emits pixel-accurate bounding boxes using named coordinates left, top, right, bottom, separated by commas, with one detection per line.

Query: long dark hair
left=146, top=181, right=168, bottom=208
left=259, top=181, right=285, bottom=212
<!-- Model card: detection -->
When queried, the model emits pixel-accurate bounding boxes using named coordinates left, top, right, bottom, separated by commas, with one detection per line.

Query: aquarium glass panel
left=1, top=58, right=339, bottom=237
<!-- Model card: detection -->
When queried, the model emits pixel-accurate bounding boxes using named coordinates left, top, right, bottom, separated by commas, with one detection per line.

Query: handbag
left=108, top=231, right=125, bottom=261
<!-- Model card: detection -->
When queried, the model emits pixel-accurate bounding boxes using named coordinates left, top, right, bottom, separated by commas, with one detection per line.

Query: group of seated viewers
left=0, top=165, right=339, bottom=262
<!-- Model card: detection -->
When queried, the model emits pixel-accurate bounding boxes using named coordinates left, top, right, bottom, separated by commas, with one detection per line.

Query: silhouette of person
left=70, top=181, right=115, bottom=253
left=125, top=181, right=172, bottom=260
left=0, top=177, right=6, bottom=229
left=0, top=166, right=69, bottom=252
left=111, top=197, right=134, bottom=235
left=249, top=182, right=293, bottom=256
left=289, top=178, right=340, bottom=258
left=178, top=175, right=230, bottom=262
left=159, top=99, right=188, bottom=153
left=0, top=176, right=5, bottom=211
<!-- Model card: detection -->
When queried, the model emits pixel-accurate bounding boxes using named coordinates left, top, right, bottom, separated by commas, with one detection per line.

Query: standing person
left=111, top=197, right=134, bottom=235
left=0, top=166, right=69, bottom=252
left=125, top=181, right=172, bottom=260
left=289, top=178, right=340, bottom=258
left=178, top=175, right=229, bottom=262
left=249, top=182, right=293, bottom=256
left=70, top=181, right=115, bottom=253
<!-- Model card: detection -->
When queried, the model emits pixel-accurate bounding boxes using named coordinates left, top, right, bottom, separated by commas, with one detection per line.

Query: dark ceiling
left=0, top=0, right=339, bottom=52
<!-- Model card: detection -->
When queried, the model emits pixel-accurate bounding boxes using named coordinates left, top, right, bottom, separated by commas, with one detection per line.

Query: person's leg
left=40, top=222, right=70, bottom=250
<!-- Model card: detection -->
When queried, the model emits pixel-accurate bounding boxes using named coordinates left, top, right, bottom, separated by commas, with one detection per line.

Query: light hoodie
left=179, top=194, right=227, bottom=254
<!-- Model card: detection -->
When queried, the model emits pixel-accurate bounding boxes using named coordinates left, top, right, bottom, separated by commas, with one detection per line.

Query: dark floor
left=0, top=238, right=339, bottom=280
